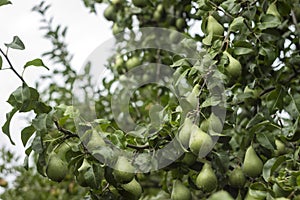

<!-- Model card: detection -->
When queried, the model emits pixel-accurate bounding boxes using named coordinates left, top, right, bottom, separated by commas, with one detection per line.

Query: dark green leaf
left=1, top=107, right=18, bottom=145
left=263, top=156, right=286, bottom=182
left=256, top=133, right=275, bottom=150
left=258, top=14, right=281, bottom=30
left=24, top=58, right=49, bottom=70
left=21, top=125, right=35, bottom=147
left=0, top=0, right=11, bottom=7
left=233, top=47, right=254, bottom=55
left=5, top=36, right=25, bottom=50
left=229, top=16, right=245, bottom=32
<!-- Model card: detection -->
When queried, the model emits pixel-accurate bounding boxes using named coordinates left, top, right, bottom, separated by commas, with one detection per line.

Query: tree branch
left=0, top=48, right=27, bottom=84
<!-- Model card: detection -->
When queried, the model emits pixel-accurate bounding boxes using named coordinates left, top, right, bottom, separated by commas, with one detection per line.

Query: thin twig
left=53, top=119, right=79, bottom=138
left=0, top=48, right=26, bottom=84
left=126, top=143, right=150, bottom=150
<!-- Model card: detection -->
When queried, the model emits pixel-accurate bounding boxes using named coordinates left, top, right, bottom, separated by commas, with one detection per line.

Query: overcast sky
left=0, top=0, right=112, bottom=162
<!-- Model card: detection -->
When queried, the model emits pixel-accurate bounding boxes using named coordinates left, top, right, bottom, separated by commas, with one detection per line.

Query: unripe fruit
left=223, top=51, right=242, bottom=78
left=121, top=178, right=142, bottom=200
left=132, top=0, right=148, bottom=8
left=243, top=146, right=263, bottom=178
left=104, top=5, right=116, bottom=21
left=208, top=190, right=234, bottom=200
left=86, top=130, right=106, bottom=151
left=176, top=18, right=186, bottom=31
left=181, top=152, right=197, bottom=166
left=171, top=180, right=192, bottom=200
left=126, top=56, right=140, bottom=69
left=112, top=23, right=123, bottom=35
left=0, top=178, right=8, bottom=187
left=178, top=117, right=193, bottom=148
left=274, top=139, right=285, bottom=156
left=186, top=84, right=200, bottom=108
left=189, top=127, right=213, bottom=157
left=267, top=3, right=280, bottom=18
left=196, top=163, right=218, bottom=192
left=113, top=156, right=135, bottom=183
left=112, top=0, right=122, bottom=5
left=229, top=167, right=246, bottom=188
left=206, top=15, right=224, bottom=36
left=46, top=155, right=68, bottom=182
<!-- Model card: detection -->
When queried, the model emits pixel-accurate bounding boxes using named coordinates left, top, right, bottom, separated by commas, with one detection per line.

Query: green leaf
left=32, top=114, right=50, bottom=134
left=2, top=107, right=18, bottom=145
left=0, top=0, right=11, bottom=7
left=249, top=182, right=268, bottom=198
left=21, top=126, right=35, bottom=147
left=24, top=58, right=49, bottom=70
left=229, top=16, right=245, bottom=32
left=258, top=14, right=281, bottom=30
left=233, top=47, right=254, bottom=55
left=263, top=156, right=286, bottom=182
left=5, top=36, right=25, bottom=50
left=0, top=55, right=2, bottom=69
left=256, top=133, right=275, bottom=150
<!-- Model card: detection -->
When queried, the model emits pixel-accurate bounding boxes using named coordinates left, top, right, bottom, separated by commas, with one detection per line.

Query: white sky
left=0, top=0, right=112, bottom=162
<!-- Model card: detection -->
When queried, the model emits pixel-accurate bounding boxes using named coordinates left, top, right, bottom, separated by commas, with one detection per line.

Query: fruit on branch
left=126, top=56, right=140, bottom=69
left=86, top=130, right=106, bottom=151
left=104, top=5, right=116, bottom=21
left=112, top=23, right=123, bottom=35
left=196, top=163, right=218, bottom=192
left=228, top=167, right=246, bottom=188
left=181, top=152, right=197, bottom=166
left=200, top=113, right=223, bottom=133
left=176, top=18, right=187, bottom=31
left=113, top=156, right=135, bottom=183
left=189, top=126, right=213, bottom=157
left=274, top=139, right=286, bottom=156
left=46, top=154, right=68, bottom=182
left=132, top=0, right=148, bottom=8
left=266, top=3, right=280, bottom=18
left=0, top=178, right=8, bottom=187
left=206, top=15, right=224, bottom=36
left=186, top=84, right=200, bottom=108
left=242, top=146, right=263, bottom=178
left=121, top=178, right=142, bottom=200
left=178, top=117, right=193, bottom=147
left=55, top=140, right=76, bottom=162
left=153, top=4, right=165, bottom=21
left=171, top=180, right=192, bottom=200
left=223, top=51, right=242, bottom=78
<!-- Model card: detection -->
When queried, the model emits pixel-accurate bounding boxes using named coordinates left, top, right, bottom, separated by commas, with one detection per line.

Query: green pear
left=200, top=119, right=209, bottom=132
left=208, top=190, right=234, bottom=200
left=178, top=117, right=193, bottom=147
left=243, top=146, right=263, bottom=178
left=171, top=180, right=192, bottom=200
left=274, top=139, right=285, bottom=156
left=126, top=56, right=140, bottom=69
left=189, top=127, right=213, bottom=157
left=104, top=5, right=116, bottom=21
left=121, top=178, right=142, bottom=200
left=223, top=51, right=242, bottom=77
left=46, top=154, right=68, bottom=182
left=55, top=142, right=72, bottom=162
left=113, top=156, right=135, bottom=183
left=176, top=18, right=186, bottom=31
left=267, top=3, right=280, bottom=18
left=0, top=178, right=8, bottom=187
left=208, top=113, right=223, bottom=133
left=196, top=163, right=218, bottom=192
left=86, top=130, right=106, bottom=151
left=206, top=15, right=224, bottom=36
left=112, top=23, right=123, bottom=35
left=181, top=152, right=197, bottom=166
left=229, top=167, right=246, bottom=188
left=186, top=84, right=200, bottom=108
left=132, top=0, right=148, bottom=8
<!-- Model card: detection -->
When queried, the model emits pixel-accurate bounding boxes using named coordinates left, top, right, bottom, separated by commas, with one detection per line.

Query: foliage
left=0, top=148, right=88, bottom=199
left=0, top=0, right=300, bottom=199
